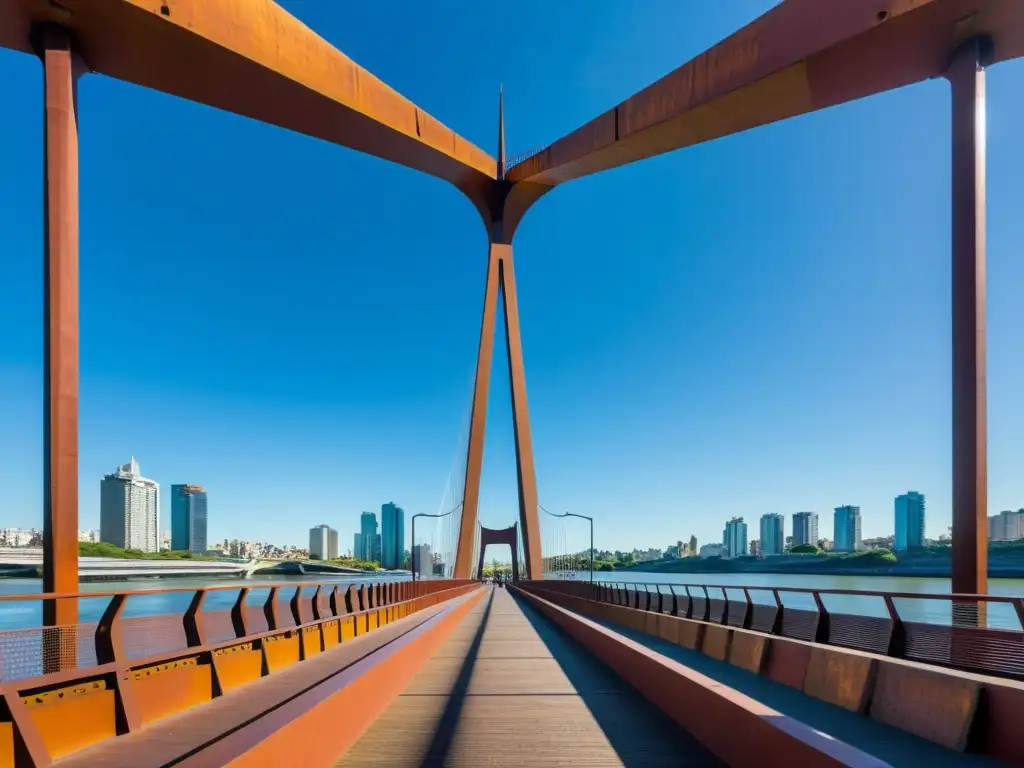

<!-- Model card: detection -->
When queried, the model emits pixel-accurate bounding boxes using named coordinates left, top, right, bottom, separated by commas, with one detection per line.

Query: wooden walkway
left=338, top=587, right=721, bottom=767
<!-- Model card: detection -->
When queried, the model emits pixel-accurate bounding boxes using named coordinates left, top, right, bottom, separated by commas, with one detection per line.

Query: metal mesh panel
left=675, top=594, right=691, bottom=618
left=827, top=613, right=892, bottom=654
left=244, top=606, right=269, bottom=635
left=903, top=622, right=1024, bottom=677
left=690, top=595, right=708, bottom=621
left=749, top=604, right=778, bottom=634
left=726, top=600, right=748, bottom=628
left=122, top=614, right=188, bottom=660
left=204, top=609, right=237, bottom=644
left=780, top=607, right=819, bottom=641
left=0, top=623, right=96, bottom=682
left=707, top=597, right=727, bottom=624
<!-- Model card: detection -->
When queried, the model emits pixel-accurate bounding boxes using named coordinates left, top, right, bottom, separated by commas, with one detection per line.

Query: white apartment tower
left=100, top=457, right=160, bottom=553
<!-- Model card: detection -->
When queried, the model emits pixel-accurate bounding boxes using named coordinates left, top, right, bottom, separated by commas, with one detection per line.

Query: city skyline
left=1, top=2, right=1024, bottom=554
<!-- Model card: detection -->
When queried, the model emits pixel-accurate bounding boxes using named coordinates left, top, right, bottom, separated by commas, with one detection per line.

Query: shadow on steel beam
left=418, top=588, right=495, bottom=764
left=534, top=595, right=988, bottom=768
left=508, top=591, right=716, bottom=765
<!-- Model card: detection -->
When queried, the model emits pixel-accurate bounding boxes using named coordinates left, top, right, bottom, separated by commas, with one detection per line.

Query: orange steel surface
left=0, top=580, right=478, bottom=765
left=2, top=0, right=1020, bottom=612
left=507, top=0, right=1024, bottom=186
left=1, top=1, right=1022, bottom=761
left=0, top=0, right=495, bottom=193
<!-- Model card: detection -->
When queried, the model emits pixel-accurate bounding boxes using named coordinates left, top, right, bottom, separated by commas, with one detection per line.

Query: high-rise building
left=358, top=511, right=381, bottom=562
left=309, top=524, right=338, bottom=560
left=100, top=457, right=159, bottom=553
left=413, top=543, right=432, bottom=577
left=989, top=509, right=1024, bottom=541
left=894, top=492, right=926, bottom=551
left=171, top=484, right=208, bottom=554
left=723, top=517, right=747, bottom=558
left=792, top=512, right=819, bottom=547
left=380, top=502, right=405, bottom=569
left=689, top=535, right=698, bottom=557
left=759, top=513, right=785, bottom=556
left=833, top=506, right=862, bottom=552
left=354, top=533, right=363, bottom=560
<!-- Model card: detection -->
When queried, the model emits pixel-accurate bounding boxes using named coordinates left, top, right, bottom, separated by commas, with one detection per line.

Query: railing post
left=770, top=589, right=784, bottom=635
left=37, top=21, right=83, bottom=674
left=741, top=588, right=753, bottom=630
left=720, top=588, right=729, bottom=626
left=667, top=586, right=677, bottom=615
left=701, top=586, right=711, bottom=622
left=345, top=585, right=357, bottom=613
left=311, top=585, right=323, bottom=621
left=813, top=590, right=830, bottom=644
left=183, top=590, right=207, bottom=647
left=329, top=586, right=340, bottom=616
left=95, top=594, right=127, bottom=665
left=946, top=35, right=991, bottom=625
left=684, top=586, right=694, bottom=619
left=289, top=587, right=303, bottom=626
left=231, top=588, right=249, bottom=637
left=883, top=595, right=905, bottom=658
left=264, top=587, right=280, bottom=631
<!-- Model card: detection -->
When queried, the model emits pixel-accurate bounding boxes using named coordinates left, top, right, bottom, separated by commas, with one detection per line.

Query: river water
left=0, top=573, right=408, bottom=631
left=3, top=570, right=1023, bottom=630
left=554, top=570, right=1024, bottom=628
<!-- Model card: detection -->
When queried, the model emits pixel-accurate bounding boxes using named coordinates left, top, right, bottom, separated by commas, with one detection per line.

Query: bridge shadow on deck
left=338, top=587, right=720, bottom=767
left=573, top=612, right=1004, bottom=768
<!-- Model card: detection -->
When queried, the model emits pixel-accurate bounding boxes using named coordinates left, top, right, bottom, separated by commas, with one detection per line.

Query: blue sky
left=1, top=1, right=1023, bottom=557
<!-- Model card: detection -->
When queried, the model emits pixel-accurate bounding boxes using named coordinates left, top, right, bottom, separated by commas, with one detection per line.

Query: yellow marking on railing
left=22, top=680, right=106, bottom=708
left=214, top=642, right=253, bottom=656
left=132, top=657, right=199, bottom=680
left=264, top=630, right=296, bottom=642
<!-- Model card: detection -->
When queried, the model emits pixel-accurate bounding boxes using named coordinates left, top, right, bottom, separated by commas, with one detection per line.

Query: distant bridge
left=0, top=548, right=253, bottom=581
left=0, top=549, right=393, bottom=581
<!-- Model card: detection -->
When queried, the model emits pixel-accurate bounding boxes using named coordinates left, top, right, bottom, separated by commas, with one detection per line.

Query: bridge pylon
left=453, top=89, right=545, bottom=580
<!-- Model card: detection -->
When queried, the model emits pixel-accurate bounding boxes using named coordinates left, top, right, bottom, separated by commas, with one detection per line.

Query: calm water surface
left=556, top=570, right=1024, bottom=628
left=0, top=573, right=408, bottom=631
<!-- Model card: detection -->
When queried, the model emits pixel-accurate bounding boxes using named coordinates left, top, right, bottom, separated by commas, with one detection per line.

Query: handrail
left=586, top=580, right=1020, bottom=604
left=0, top=574, right=404, bottom=602
left=524, top=579, right=1024, bottom=681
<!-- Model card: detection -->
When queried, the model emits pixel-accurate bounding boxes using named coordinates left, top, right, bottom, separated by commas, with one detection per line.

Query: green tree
left=790, top=543, right=821, bottom=554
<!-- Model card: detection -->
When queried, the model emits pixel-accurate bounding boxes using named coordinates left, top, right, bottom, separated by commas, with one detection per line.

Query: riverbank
left=619, top=549, right=1024, bottom=580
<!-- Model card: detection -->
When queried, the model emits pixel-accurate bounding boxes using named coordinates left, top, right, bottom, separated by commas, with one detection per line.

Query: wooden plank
left=338, top=588, right=721, bottom=766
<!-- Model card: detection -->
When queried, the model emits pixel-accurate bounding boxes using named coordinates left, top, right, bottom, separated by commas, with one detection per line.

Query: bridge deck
left=338, top=587, right=721, bottom=767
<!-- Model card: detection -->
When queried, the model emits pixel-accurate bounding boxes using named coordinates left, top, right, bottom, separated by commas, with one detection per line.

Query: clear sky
left=1, top=1, right=1023, bottom=558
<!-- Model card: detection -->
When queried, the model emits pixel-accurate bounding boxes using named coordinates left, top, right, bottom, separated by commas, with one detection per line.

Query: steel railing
left=522, top=579, right=1024, bottom=680
left=0, top=578, right=473, bottom=684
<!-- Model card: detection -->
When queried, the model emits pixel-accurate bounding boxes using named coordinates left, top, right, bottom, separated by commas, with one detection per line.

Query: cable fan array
left=411, top=364, right=474, bottom=579
left=539, top=504, right=591, bottom=580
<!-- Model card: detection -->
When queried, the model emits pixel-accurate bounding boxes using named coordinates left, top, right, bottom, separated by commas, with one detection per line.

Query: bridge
left=0, top=550, right=383, bottom=580
left=0, top=0, right=1022, bottom=765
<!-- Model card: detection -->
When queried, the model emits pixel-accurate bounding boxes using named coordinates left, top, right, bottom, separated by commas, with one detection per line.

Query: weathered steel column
left=38, top=22, right=81, bottom=659
left=499, top=248, right=543, bottom=580
left=946, top=37, right=988, bottom=614
left=453, top=244, right=501, bottom=579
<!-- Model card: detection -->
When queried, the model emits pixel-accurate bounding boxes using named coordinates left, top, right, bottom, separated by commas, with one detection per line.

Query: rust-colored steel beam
left=500, top=248, right=542, bottom=580
left=1, top=0, right=495, bottom=196
left=507, top=0, right=1023, bottom=186
left=39, top=22, right=80, bottom=660
left=453, top=244, right=502, bottom=580
left=453, top=242, right=543, bottom=580
left=475, top=524, right=520, bottom=583
left=948, top=37, right=988, bottom=607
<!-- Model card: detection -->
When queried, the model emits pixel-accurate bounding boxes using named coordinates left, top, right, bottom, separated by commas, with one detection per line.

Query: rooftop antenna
left=497, top=84, right=506, bottom=180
